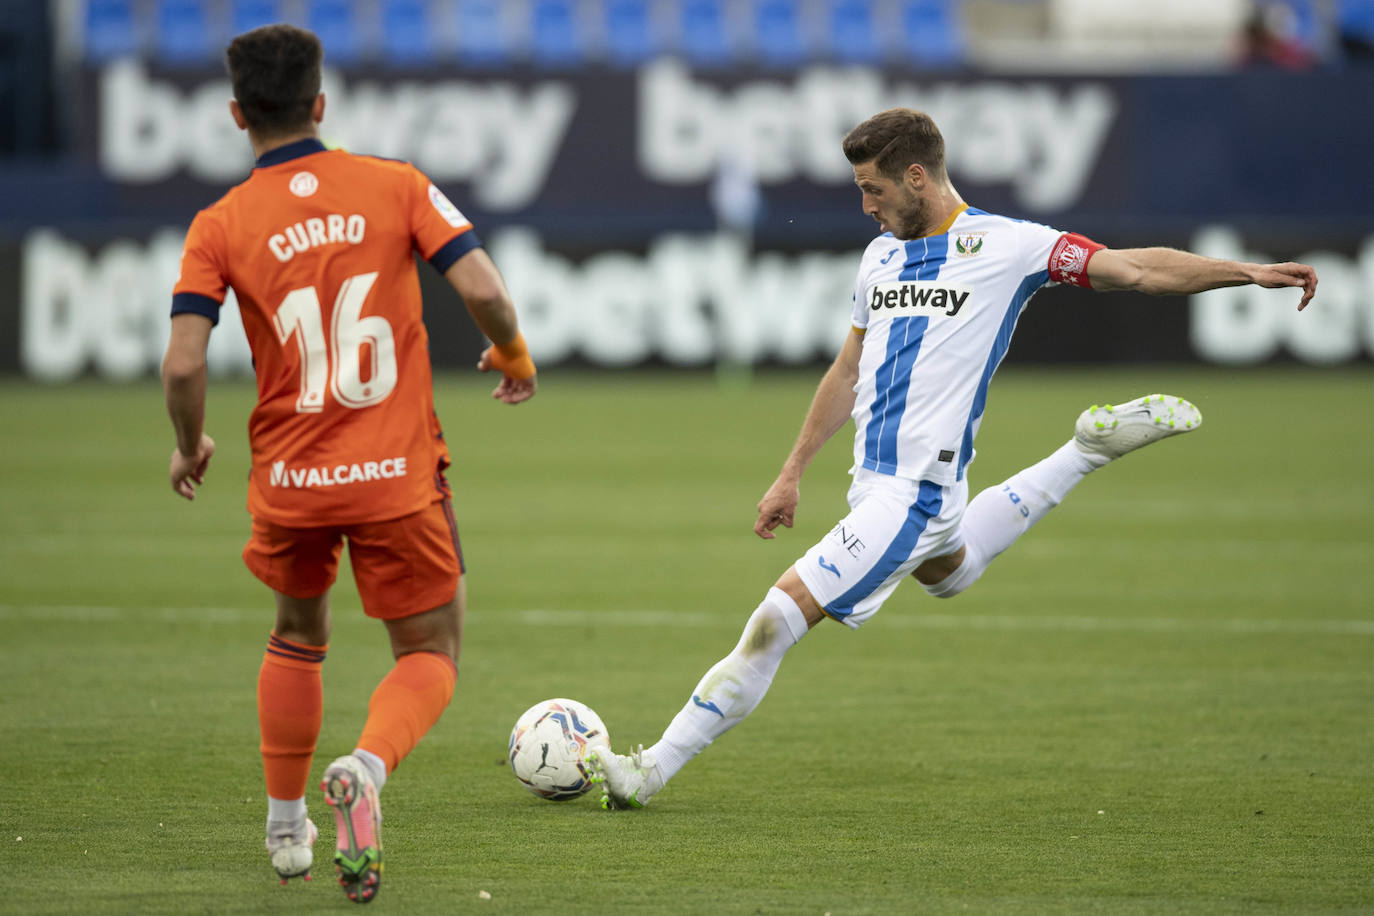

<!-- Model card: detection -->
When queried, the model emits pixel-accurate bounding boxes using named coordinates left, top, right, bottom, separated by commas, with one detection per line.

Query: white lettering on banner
left=1189, top=226, right=1374, bottom=365
left=20, top=229, right=254, bottom=381
left=97, top=62, right=575, bottom=210
left=20, top=226, right=1373, bottom=381
left=268, top=457, right=408, bottom=488
left=17, top=226, right=852, bottom=380
left=639, top=60, right=1118, bottom=212
left=488, top=228, right=855, bottom=367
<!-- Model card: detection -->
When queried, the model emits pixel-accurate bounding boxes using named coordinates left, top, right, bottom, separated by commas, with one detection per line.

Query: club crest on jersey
left=867, top=281, right=973, bottom=318
left=289, top=171, right=319, bottom=197
left=954, top=232, right=986, bottom=257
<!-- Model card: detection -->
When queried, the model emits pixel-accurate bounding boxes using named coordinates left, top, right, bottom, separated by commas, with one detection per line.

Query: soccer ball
left=508, top=698, right=610, bottom=801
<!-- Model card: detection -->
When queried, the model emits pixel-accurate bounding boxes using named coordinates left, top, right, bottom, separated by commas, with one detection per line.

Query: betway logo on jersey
left=868, top=282, right=973, bottom=318
left=269, top=457, right=408, bottom=489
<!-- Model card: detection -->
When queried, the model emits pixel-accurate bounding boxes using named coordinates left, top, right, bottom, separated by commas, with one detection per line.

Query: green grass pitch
left=1, top=366, right=1371, bottom=914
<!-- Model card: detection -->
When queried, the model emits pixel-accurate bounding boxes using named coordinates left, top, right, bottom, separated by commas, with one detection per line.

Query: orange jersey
left=173, top=139, right=481, bottom=527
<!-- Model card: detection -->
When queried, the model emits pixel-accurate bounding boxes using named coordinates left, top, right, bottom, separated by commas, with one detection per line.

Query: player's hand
left=477, top=346, right=537, bottom=405
left=490, top=372, right=537, bottom=405
left=1251, top=262, right=1318, bottom=311
left=169, top=433, right=215, bottom=501
left=755, top=477, right=800, bottom=540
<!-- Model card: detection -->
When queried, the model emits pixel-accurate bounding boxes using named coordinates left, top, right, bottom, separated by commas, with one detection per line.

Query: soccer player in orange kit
left=160, top=24, right=536, bottom=903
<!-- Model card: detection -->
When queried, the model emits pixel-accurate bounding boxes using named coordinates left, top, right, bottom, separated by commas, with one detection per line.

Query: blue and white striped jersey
left=849, top=205, right=1067, bottom=485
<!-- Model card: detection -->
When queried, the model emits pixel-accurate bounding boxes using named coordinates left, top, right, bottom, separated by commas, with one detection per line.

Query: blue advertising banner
left=1, top=61, right=1369, bottom=377
left=48, top=61, right=1374, bottom=239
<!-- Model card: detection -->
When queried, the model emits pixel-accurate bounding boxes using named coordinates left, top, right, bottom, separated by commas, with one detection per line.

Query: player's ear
left=904, top=162, right=926, bottom=192
left=312, top=93, right=326, bottom=125
left=229, top=99, right=248, bottom=131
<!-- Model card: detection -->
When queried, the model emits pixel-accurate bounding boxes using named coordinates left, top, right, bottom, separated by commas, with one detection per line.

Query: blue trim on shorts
left=827, top=480, right=944, bottom=621
left=956, top=268, right=1049, bottom=481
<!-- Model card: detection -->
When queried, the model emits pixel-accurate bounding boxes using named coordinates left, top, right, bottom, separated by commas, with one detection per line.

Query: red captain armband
left=1048, top=233, right=1105, bottom=288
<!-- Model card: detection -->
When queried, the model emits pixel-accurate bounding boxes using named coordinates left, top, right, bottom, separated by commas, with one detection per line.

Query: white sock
left=352, top=748, right=388, bottom=792
left=645, top=588, right=809, bottom=796
left=267, top=795, right=307, bottom=825
left=925, top=439, right=1099, bottom=598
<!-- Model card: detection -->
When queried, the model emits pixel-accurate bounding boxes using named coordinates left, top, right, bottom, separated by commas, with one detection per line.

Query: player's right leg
left=919, top=393, right=1202, bottom=599
left=243, top=520, right=343, bottom=884
left=588, top=576, right=816, bottom=809
left=589, top=472, right=963, bottom=809
left=319, top=497, right=463, bottom=903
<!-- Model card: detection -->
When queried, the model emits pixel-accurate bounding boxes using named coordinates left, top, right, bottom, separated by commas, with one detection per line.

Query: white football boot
left=266, top=816, right=317, bottom=885
left=1074, top=394, right=1202, bottom=461
left=585, top=745, right=658, bottom=810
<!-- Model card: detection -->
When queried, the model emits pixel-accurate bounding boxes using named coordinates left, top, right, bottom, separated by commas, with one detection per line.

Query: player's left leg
left=919, top=393, right=1202, bottom=598
left=260, top=590, right=331, bottom=884
left=320, top=497, right=463, bottom=903
left=244, top=519, right=343, bottom=885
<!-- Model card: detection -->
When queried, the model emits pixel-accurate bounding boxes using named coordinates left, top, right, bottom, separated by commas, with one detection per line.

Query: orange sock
left=257, top=633, right=327, bottom=800
left=356, top=651, right=457, bottom=774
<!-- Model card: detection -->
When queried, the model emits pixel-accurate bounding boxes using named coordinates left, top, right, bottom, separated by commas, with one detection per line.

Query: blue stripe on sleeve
left=170, top=292, right=222, bottom=326
left=827, top=480, right=944, bottom=620
left=428, top=229, right=483, bottom=274
left=956, top=268, right=1050, bottom=481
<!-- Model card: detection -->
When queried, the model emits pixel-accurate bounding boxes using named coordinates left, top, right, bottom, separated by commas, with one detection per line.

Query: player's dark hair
left=842, top=108, right=946, bottom=182
left=225, top=24, right=322, bottom=137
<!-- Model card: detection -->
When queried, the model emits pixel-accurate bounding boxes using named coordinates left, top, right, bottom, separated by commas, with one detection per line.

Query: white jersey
left=849, top=205, right=1069, bottom=485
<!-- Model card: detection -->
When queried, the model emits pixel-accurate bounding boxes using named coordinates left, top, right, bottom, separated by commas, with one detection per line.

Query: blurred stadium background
left=1, top=0, right=1372, bottom=380
left=3, top=5, right=1372, bottom=910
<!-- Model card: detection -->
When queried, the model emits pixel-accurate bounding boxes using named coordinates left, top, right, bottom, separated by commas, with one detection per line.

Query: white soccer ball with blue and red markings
left=508, top=698, right=610, bottom=801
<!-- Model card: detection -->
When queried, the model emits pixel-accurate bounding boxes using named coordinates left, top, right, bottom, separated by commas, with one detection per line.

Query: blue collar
left=255, top=137, right=328, bottom=168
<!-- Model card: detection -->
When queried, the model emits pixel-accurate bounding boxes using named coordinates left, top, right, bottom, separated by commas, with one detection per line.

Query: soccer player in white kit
left=586, top=108, right=1317, bottom=809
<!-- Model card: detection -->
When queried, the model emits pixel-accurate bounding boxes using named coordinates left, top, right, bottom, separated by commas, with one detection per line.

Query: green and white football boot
left=1074, top=394, right=1202, bottom=462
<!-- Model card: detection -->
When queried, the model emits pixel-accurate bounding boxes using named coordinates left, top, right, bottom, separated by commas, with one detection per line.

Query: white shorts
left=794, top=469, right=968, bottom=629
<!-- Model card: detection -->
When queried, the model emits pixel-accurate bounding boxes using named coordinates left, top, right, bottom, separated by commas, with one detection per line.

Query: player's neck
left=926, top=188, right=966, bottom=234
left=249, top=127, right=322, bottom=162
left=926, top=199, right=967, bottom=237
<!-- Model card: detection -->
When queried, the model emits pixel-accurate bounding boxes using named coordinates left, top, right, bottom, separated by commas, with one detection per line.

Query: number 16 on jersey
left=272, top=271, right=397, bottom=413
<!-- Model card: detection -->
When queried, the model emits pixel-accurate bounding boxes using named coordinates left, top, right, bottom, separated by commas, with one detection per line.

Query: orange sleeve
left=171, top=209, right=229, bottom=325
left=407, top=166, right=483, bottom=273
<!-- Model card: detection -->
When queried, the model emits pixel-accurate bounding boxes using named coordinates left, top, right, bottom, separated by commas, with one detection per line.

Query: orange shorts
left=242, top=497, right=465, bottom=619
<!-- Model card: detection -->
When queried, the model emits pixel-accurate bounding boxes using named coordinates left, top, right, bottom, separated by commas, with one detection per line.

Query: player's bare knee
left=385, top=597, right=461, bottom=660
left=273, top=590, right=331, bottom=644
left=914, top=546, right=966, bottom=587
left=920, top=546, right=983, bottom=599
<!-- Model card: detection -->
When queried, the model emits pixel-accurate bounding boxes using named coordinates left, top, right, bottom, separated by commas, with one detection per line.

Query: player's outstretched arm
left=445, top=249, right=537, bottom=404
left=162, top=313, right=216, bottom=500
left=755, top=329, right=863, bottom=540
left=1087, top=247, right=1317, bottom=310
